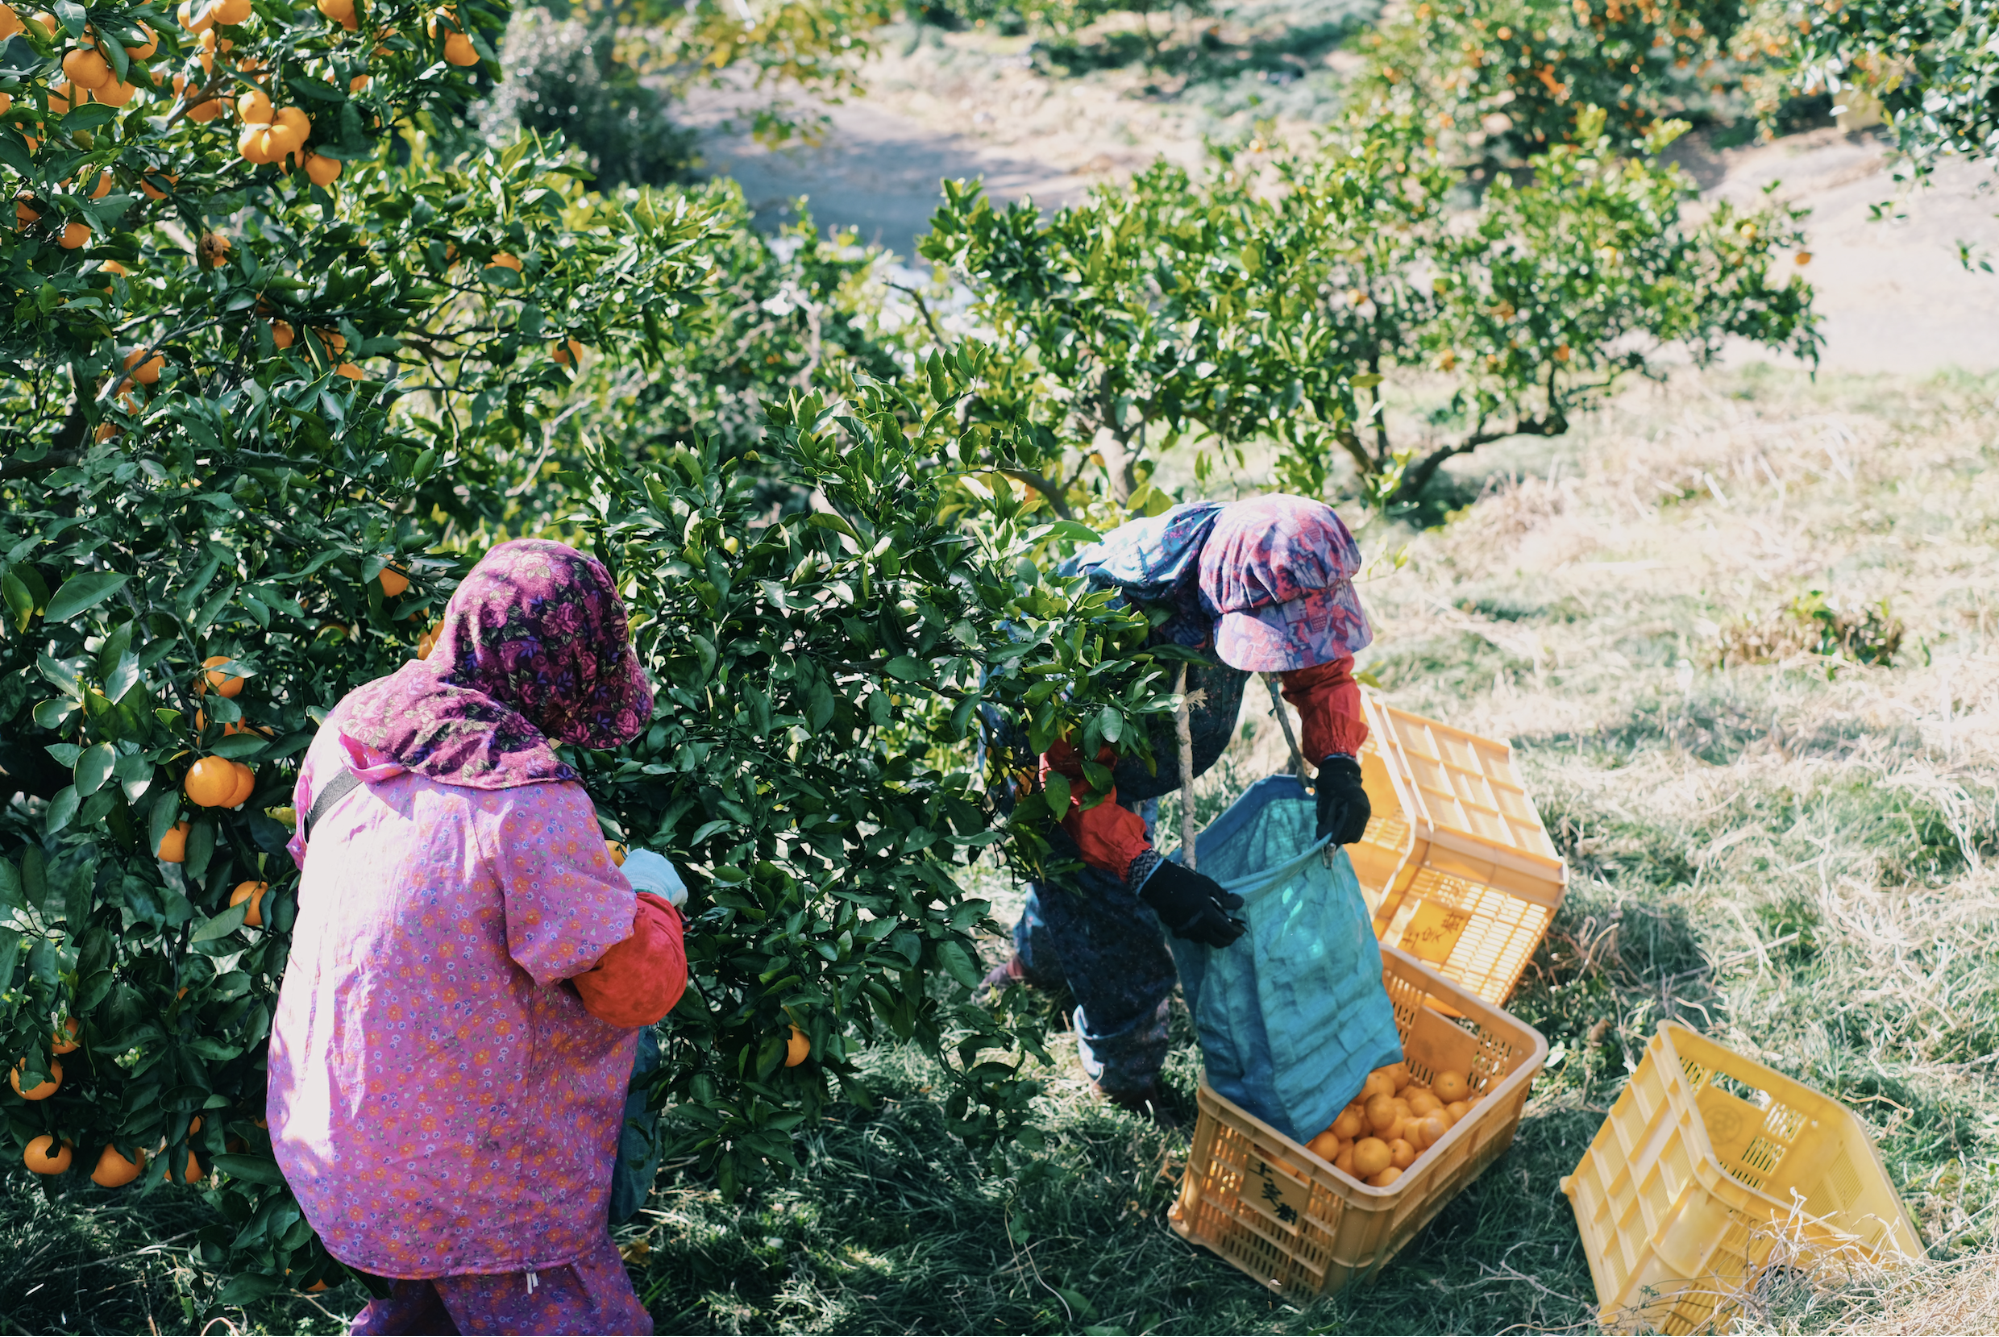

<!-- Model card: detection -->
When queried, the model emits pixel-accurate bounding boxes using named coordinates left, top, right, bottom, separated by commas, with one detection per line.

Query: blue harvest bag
left=1169, top=775, right=1402, bottom=1143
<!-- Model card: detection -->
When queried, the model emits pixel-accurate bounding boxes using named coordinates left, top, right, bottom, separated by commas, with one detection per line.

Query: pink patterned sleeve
left=479, top=781, right=637, bottom=987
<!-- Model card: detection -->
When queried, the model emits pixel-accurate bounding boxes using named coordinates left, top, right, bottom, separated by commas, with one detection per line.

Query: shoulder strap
left=301, top=769, right=365, bottom=846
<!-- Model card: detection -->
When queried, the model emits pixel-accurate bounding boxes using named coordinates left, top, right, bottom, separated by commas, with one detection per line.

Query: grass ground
left=7, top=366, right=1997, bottom=1334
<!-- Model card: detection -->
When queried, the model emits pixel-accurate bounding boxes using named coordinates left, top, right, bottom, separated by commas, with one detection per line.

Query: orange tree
left=924, top=105, right=1818, bottom=515
left=0, top=0, right=1175, bottom=1310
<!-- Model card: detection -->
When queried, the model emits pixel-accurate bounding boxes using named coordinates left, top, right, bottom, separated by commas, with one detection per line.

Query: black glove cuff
left=1320, top=754, right=1362, bottom=782
left=1124, top=849, right=1163, bottom=891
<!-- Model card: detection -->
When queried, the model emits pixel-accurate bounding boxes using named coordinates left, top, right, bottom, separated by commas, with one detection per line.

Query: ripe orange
left=157, top=821, right=189, bottom=861
left=59, top=220, right=91, bottom=249
left=303, top=152, right=342, bottom=187
left=1305, top=1129, right=1341, bottom=1163
left=95, top=423, right=120, bottom=442
left=1406, top=1089, right=1442, bottom=1117
left=606, top=840, right=627, bottom=867
left=334, top=362, right=363, bottom=380
left=62, top=46, right=112, bottom=88
left=1368, top=1166, right=1402, bottom=1188
left=1364, top=1093, right=1398, bottom=1134
left=161, top=1150, right=202, bottom=1183
left=1433, top=1070, right=1469, bottom=1104
left=1381, top=1062, right=1411, bottom=1092
left=24, top=1135, right=73, bottom=1174
left=270, top=319, right=295, bottom=349
left=550, top=338, right=584, bottom=366
left=200, top=654, right=244, bottom=696
left=87, top=169, right=112, bottom=200
left=0, top=6, right=19, bottom=40
left=784, top=1025, right=810, bottom=1067
left=349, top=73, right=369, bottom=92
left=315, top=0, right=354, bottom=22
left=125, top=21, right=158, bottom=57
left=1331, top=1106, right=1365, bottom=1141
left=1333, top=1142, right=1356, bottom=1177
left=378, top=565, right=409, bottom=597
left=213, top=0, right=250, bottom=23
left=96, top=77, right=136, bottom=106
left=1351, top=1136, right=1390, bottom=1179
left=178, top=0, right=213, bottom=29
left=236, top=87, right=272, bottom=121
left=11, top=1057, right=61, bottom=1100
left=52, top=1018, right=80, bottom=1055
left=92, top=1143, right=146, bottom=1187
left=1360, top=1071, right=1396, bottom=1104
left=229, top=880, right=269, bottom=926
left=140, top=169, right=177, bottom=199
left=487, top=251, right=522, bottom=274
left=443, top=30, right=477, bottom=62
left=185, top=755, right=238, bottom=807
left=1414, top=1113, right=1451, bottom=1150
left=1388, top=1137, right=1416, bottom=1170
left=1445, top=1099, right=1470, bottom=1122
left=224, top=761, right=255, bottom=808
left=125, top=347, right=165, bottom=385
left=198, top=231, right=230, bottom=268
left=269, top=105, right=309, bottom=154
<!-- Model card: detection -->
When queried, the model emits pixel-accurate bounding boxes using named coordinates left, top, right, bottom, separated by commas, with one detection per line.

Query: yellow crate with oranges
left=1168, top=944, right=1547, bottom=1303
left=1349, top=694, right=1567, bottom=1009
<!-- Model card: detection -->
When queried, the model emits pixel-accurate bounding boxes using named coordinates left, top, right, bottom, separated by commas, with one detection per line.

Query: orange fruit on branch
left=11, top=1057, right=61, bottom=1100
left=784, top=1025, right=810, bottom=1067
left=443, top=31, right=477, bottom=64
left=198, top=230, right=230, bottom=268
left=606, top=840, right=626, bottom=866
left=229, top=879, right=268, bottom=927
left=302, top=152, right=342, bottom=186
left=92, top=1143, right=146, bottom=1186
left=550, top=338, right=584, bottom=366
left=235, top=87, right=272, bottom=122
left=62, top=47, right=112, bottom=89
left=125, top=21, right=158, bottom=57
left=59, top=221, right=91, bottom=249
left=224, top=761, right=255, bottom=808
left=124, top=347, right=165, bottom=385
left=95, top=76, right=136, bottom=106
left=157, top=820, right=189, bottom=861
left=185, top=755, right=239, bottom=807
left=51, top=1018, right=80, bottom=1055
left=212, top=0, right=250, bottom=24
left=24, top=1136, right=73, bottom=1174
left=199, top=654, right=244, bottom=696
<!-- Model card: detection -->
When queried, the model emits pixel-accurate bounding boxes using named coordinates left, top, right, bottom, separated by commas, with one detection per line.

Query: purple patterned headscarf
left=336, top=539, right=653, bottom=788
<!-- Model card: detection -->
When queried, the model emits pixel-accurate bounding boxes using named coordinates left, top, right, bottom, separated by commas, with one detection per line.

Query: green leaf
left=74, top=742, right=115, bottom=796
left=210, top=734, right=269, bottom=759
left=1042, top=772, right=1071, bottom=817
left=44, top=571, right=131, bottom=623
left=45, top=785, right=79, bottom=835
left=1, top=570, right=32, bottom=630
left=1045, top=520, right=1103, bottom=545
left=191, top=900, right=249, bottom=943
left=884, top=656, right=932, bottom=684
left=217, top=1272, right=284, bottom=1304
left=1096, top=704, right=1123, bottom=744
left=60, top=103, right=117, bottom=133
left=934, top=939, right=984, bottom=992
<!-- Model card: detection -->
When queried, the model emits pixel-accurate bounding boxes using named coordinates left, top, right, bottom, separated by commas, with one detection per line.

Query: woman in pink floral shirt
left=270, top=539, right=685, bottom=1335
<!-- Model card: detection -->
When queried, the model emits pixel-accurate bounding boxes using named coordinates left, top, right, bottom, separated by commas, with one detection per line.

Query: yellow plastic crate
left=1561, top=1024, right=1922, bottom=1334
left=1350, top=695, right=1567, bottom=1008
left=1168, top=943, right=1548, bottom=1303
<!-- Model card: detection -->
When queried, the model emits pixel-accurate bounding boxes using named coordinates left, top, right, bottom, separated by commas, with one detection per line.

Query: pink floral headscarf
left=336, top=539, right=653, bottom=788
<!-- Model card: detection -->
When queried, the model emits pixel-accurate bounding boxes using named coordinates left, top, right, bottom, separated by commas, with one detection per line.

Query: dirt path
left=685, top=33, right=1999, bottom=374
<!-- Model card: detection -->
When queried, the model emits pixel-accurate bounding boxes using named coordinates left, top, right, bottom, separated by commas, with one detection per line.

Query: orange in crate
left=1349, top=694, right=1566, bottom=1008
left=1562, top=1024, right=1920, bottom=1334
left=1168, top=944, right=1547, bottom=1303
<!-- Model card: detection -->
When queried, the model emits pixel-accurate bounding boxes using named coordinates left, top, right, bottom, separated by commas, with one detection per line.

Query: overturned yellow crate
left=1562, top=1024, right=1922, bottom=1334
left=1349, top=694, right=1567, bottom=1008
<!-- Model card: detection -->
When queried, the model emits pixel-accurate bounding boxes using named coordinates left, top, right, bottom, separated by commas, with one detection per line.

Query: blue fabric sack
left=1169, top=775, right=1403, bottom=1143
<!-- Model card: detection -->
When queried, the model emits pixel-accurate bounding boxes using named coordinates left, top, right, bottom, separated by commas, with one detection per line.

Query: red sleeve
left=571, top=892, right=688, bottom=1029
left=1042, top=739, right=1152, bottom=879
left=1280, top=656, right=1369, bottom=762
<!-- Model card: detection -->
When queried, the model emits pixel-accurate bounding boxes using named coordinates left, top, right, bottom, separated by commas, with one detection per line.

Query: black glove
left=1316, top=754, right=1371, bottom=845
left=1137, top=859, right=1248, bottom=949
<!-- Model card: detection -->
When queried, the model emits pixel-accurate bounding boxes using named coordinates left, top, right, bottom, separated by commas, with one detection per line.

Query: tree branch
left=0, top=449, right=82, bottom=480
left=1392, top=408, right=1570, bottom=504
left=996, top=468, right=1074, bottom=521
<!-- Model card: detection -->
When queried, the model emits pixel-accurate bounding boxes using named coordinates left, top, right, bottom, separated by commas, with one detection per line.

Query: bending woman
left=270, top=539, right=685, bottom=1335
